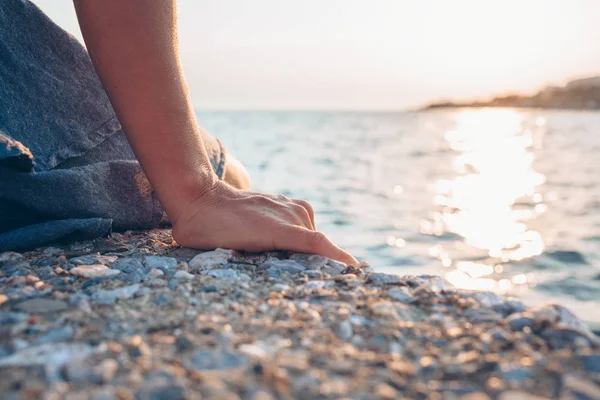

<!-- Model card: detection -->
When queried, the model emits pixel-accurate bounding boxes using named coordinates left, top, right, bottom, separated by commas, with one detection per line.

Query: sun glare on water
left=423, top=109, right=547, bottom=292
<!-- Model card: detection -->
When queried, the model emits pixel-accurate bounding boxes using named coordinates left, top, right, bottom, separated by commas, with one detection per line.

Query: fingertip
left=339, top=251, right=359, bottom=267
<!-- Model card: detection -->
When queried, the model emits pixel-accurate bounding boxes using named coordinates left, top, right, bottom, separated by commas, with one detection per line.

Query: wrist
left=159, top=167, right=220, bottom=223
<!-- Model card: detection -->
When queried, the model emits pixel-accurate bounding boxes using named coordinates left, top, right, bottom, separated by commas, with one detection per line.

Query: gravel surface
left=0, top=229, right=599, bottom=399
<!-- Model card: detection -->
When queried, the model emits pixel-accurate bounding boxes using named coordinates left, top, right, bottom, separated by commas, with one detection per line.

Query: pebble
left=388, top=288, right=412, bottom=302
left=92, top=284, right=140, bottom=305
left=305, top=280, right=335, bottom=290
left=112, top=258, right=145, bottom=273
left=188, top=251, right=230, bottom=270
left=70, top=264, right=121, bottom=278
left=148, top=268, right=164, bottom=278
left=144, top=256, right=178, bottom=270
left=208, top=269, right=250, bottom=281
left=70, top=255, right=117, bottom=266
left=368, top=273, right=403, bottom=285
left=271, top=283, right=291, bottom=292
left=173, top=270, right=195, bottom=280
left=0, top=311, right=28, bottom=324
left=582, top=354, right=600, bottom=373
left=497, top=391, right=553, bottom=400
left=15, top=298, right=68, bottom=313
left=506, top=313, right=535, bottom=331
left=290, top=253, right=329, bottom=269
left=34, top=326, right=74, bottom=344
left=189, top=350, right=249, bottom=371
left=499, top=366, right=532, bottom=383
left=348, top=315, right=370, bottom=327
left=260, top=258, right=305, bottom=275
left=336, top=320, right=353, bottom=340
left=125, top=270, right=145, bottom=284
left=42, top=246, right=63, bottom=255
left=0, top=342, right=93, bottom=377
left=0, top=251, right=23, bottom=263
left=563, top=375, right=600, bottom=399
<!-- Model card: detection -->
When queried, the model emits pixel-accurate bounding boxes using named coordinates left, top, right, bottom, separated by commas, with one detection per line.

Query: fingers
left=288, top=203, right=314, bottom=231
left=273, top=227, right=358, bottom=267
left=292, top=199, right=315, bottom=229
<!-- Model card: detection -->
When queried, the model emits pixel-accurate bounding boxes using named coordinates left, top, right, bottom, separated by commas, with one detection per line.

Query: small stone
left=189, top=350, right=249, bottom=371
left=348, top=315, right=370, bottom=327
left=336, top=320, right=353, bottom=340
left=305, top=280, right=335, bottom=290
left=290, top=253, right=329, bottom=269
left=173, top=270, right=195, bottom=280
left=582, top=355, right=600, bottom=373
left=154, top=293, right=173, bottom=305
left=499, top=366, right=532, bottom=383
left=112, top=258, right=145, bottom=273
left=0, top=342, right=93, bottom=378
left=0, top=312, right=28, bottom=324
left=208, top=269, right=250, bottom=281
left=0, top=294, right=8, bottom=306
left=124, top=270, right=145, bottom=284
left=388, top=288, right=412, bottom=303
left=563, top=375, right=600, bottom=399
left=272, top=283, right=291, bottom=292
left=92, top=284, right=140, bottom=305
left=493, top=300, right=526, bottom=317
left=0, top=251, right=23, bottom=263
left=368, top=273, right=402, bottom=285
left=321, top=265, right=343, bottom=276
left=506, top=313, right=535, bottom=331
left=144, top=256, right=178, bottom=270
left=189, top=251, right=230, bottom=270
left=464, top=291, right=505, bottom=308
left=460, top=394, right=491, bottom=400
left=34, top=326, right=74, bottom=344
left=413, top=276, right=452, bottom=294
left=70, top=264, right=121, bottom=278
left=70, top=255, right=117, bottom=265
left=498, top=391, right=555, bottom=400
left=259, top=258, right=305, bottom=275
left=148, top=268, right=164, bottom=278
left=42, top=246, right=63, bottom=255
left=327, top=259, right=348, bottom=269
left=306, top=270, right=323, bottom=279
left=376, top=383, right=399, bottom=400
left=15, top=298, right=68, bottom=313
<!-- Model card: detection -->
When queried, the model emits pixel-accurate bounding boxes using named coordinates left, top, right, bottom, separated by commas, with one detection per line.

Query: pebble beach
left=1, top=229, right=599, bottom=399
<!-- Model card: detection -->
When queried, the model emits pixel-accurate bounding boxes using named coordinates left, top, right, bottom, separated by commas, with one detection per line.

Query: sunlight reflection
left=426, top=109, right=546, bottom=292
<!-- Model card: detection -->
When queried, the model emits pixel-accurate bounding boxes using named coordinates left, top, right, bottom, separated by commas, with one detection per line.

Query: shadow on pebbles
left=0, top=229, right=599, bottom=399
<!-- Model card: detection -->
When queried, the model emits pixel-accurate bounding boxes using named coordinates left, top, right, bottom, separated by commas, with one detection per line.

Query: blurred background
left=34, top=1, right=600, bottom=328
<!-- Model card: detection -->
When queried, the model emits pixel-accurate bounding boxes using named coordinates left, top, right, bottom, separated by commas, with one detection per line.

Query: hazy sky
left=33, top=0, right=600, bottom=110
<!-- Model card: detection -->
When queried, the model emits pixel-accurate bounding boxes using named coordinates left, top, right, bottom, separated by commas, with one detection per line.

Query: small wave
left=545, top=250, right=587, bottom=264
left=536, top=277, right=600, bottom=302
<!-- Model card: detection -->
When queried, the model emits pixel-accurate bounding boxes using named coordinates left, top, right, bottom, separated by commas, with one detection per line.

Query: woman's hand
left=171, top=181, right=358, bottom=266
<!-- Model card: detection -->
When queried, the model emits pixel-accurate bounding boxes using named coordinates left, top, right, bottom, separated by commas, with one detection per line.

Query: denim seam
left=43, top=116, right=122, bottom=171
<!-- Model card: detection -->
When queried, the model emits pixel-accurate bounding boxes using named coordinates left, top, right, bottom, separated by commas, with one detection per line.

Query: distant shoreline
left=423, top=76, right=600, bottom=111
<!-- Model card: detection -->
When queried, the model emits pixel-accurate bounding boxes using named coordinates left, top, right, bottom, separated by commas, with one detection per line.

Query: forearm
left=73, top=0, right=216, bottom=221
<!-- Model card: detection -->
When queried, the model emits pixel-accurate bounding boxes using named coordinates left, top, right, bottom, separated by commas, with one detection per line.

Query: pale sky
left=32, top=0, right=600, bottom=110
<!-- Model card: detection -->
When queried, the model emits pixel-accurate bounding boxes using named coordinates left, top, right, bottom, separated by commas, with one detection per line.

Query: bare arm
left=74, top=0, right=357, bottom=266
left=74, top=0, right=214, bottom=221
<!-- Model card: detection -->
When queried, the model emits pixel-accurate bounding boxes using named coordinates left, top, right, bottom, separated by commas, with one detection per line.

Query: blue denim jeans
left=0, top=0, right=226, bottom=251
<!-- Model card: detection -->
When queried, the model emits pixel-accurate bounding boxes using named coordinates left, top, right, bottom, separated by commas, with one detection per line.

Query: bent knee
left=223, top=154, right=251, bottom=190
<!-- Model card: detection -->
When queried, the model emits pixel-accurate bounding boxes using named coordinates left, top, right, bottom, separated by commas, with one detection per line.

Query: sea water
left=199, top=108, right=600, bottom=328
